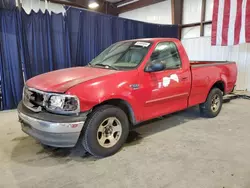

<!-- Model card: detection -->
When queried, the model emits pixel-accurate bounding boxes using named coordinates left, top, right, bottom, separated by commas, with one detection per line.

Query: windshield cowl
left=89, top=63, right=119, bottom=70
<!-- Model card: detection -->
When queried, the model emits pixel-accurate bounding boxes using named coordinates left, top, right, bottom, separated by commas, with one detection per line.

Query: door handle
left=181, top=77, right=188, bottom=81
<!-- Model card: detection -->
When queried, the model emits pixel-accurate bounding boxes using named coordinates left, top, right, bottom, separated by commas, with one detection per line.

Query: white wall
left=119, top=0, right=172, bottom=24
left=205, top=0, right=214, bottom=21
left=181, top=0, right=250, bottom=91
left=182, top=0, right=213, bottom=39
left=182, top=37, right=250, bottom=90
left=182, top=26, right=200, bottom=39
left=21, top=0, right=65, bottom=14
left=182, top=0, right=202, bottom=24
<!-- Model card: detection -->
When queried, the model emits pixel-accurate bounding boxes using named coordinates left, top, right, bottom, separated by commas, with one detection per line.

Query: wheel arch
left=209, top=80, right=225, bottom=95
left=92, top=98, right=137, bottom=126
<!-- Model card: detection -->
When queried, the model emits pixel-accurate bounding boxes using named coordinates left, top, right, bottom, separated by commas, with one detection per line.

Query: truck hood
left=26, top=67, right=117, bottom=93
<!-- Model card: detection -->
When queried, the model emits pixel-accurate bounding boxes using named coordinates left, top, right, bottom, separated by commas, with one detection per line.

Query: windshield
left=89, top=41, right=152, bottom=70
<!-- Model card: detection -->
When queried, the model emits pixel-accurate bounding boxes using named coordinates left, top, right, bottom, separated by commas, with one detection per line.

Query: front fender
left=100, top=94, right=142, bottom=122
left=66, top=70, right=142, bottom=121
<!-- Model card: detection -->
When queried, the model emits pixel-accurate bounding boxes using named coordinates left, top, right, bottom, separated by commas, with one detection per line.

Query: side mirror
left=145, top=61, right=165, bottom=72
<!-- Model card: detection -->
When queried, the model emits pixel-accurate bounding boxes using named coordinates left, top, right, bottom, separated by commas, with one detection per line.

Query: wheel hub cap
left=211, top=94, right=220, bottom=112
left=97, top=117, right=122, bottom=148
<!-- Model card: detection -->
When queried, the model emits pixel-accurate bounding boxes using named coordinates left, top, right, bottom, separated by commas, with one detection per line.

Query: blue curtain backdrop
left=0, top=0, right=15, bottom=9
left=21, top=10, right=54, bottom=78
left=0, top=7, right=178, bottom=110
left=0, top=9, right=24, bottom=109
left=67, top=7, right=178, bottom=66
left=21, top=10, right=72, bottom=78
left=51, top=12, right=71, bottom=70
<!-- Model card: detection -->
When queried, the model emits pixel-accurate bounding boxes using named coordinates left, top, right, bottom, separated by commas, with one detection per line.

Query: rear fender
left=207, top=79, right=226, bottom=98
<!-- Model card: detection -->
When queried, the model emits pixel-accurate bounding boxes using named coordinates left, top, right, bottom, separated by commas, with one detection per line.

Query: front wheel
left=200, top=88, right=223, bottom=118
left=81, top=105, right=129, bottom=158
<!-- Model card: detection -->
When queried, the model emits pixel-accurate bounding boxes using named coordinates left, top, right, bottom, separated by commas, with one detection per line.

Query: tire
left=81, top=105, right=129, bottom=158
left=199, top=88, right=223, bottom=118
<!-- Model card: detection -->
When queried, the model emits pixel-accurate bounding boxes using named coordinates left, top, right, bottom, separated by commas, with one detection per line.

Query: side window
left=150, top=42, right=181, bottom=70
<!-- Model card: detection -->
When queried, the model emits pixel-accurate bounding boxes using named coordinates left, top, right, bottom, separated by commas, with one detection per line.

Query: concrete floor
left=1, top=98, right=250, bottom=188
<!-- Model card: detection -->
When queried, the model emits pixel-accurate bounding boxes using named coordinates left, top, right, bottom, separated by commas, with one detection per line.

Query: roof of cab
left=124, top=38, right=179, bottom=43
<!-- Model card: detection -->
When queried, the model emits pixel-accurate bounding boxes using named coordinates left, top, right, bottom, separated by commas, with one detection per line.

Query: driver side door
left=140, top=42, right=191, bottom=121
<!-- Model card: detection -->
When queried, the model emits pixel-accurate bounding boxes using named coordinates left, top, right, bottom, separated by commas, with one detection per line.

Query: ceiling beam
left=181, top=20, right=212, bottom=28
left=117, top=0, right=166, bottom=14
left=50, top=0, right=86, bottom=9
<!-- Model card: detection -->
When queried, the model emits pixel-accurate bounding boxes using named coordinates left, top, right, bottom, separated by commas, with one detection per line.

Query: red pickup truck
left=18, top=38, right=237, bottom=157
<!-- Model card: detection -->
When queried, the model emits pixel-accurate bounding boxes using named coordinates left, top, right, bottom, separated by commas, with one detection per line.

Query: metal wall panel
left=119, top=0, right=172, bottom=24
left=182, top=37, right=250, bottom=91
left=205, top=0, right=214, bottom=21
left=183, top=0, right=213, bottom=23
left=182, top=26, right=201, bottom=39
left=204, top=24, right=212, bottom=37
left=183, top=0, right=202, bottom=24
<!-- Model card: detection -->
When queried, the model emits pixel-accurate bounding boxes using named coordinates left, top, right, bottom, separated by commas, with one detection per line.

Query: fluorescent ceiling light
left=88, top=2, right=99, bottom=9
left=117, top=0, right=139, bottom=8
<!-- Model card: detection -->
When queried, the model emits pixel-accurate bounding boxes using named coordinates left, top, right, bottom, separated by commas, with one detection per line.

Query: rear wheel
left=200, top=88, right=223, bottom=118
left=81, top=105, right=129, bottom=158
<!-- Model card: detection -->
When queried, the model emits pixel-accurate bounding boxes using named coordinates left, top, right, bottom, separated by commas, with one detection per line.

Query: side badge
left=130, top=84, right=140, bottom=90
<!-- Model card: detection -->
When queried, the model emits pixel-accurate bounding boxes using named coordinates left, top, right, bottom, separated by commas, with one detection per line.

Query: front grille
left=23, top=86, right=45, bottom=112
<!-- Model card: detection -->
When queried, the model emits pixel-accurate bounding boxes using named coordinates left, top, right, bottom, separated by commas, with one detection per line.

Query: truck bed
left=188, top=60, right=237, bottom=108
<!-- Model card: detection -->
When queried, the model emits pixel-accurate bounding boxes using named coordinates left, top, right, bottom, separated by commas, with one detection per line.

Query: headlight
left=46, top=95, right=80, bottom=114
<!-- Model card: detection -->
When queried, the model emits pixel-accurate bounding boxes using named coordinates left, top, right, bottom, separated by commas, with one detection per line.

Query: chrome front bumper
left=17, top=102, right=87, bottom=147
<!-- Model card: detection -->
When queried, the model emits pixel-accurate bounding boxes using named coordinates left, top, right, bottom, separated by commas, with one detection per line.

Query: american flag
left=212, top=0, right=250, bottom=46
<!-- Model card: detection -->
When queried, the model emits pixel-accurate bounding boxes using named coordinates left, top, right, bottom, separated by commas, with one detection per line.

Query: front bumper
left=17, top=102, right=88, bottom=147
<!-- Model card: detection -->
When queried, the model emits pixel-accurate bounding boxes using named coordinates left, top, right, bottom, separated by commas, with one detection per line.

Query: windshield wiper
left=92, top=63, right=119, bottom=70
